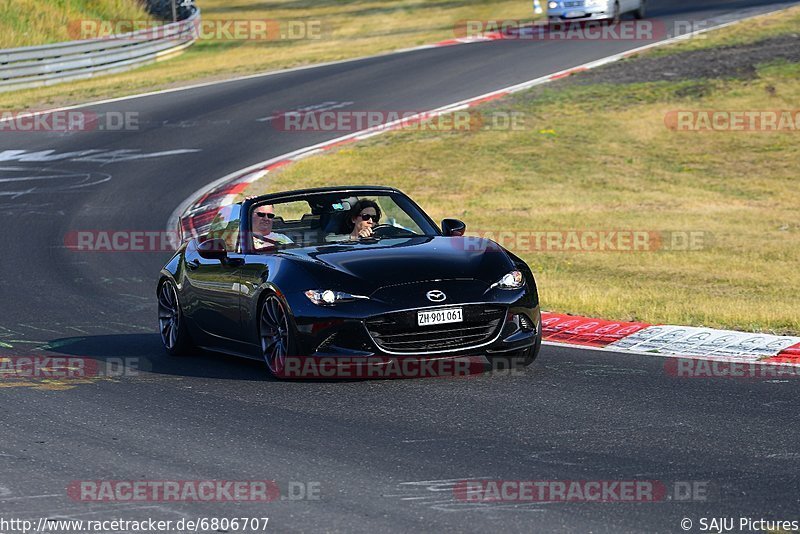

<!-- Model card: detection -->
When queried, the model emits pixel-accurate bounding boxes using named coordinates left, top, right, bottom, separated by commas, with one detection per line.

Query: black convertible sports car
left=158, top=186, right=541, bottom=378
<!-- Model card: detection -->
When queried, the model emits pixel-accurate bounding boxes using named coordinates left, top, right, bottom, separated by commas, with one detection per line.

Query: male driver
left=251, top=204, right=293, bottom=250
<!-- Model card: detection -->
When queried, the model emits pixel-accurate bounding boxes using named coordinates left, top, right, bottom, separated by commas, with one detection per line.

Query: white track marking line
left=542, top=341, right=800, bottom=366
left=4, top=4, right=793, bottom=121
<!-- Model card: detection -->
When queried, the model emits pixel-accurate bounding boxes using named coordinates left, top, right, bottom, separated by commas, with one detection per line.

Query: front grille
left=563, top=1, right=584, bottom=7
left=365, top=305, right=505, bottom=353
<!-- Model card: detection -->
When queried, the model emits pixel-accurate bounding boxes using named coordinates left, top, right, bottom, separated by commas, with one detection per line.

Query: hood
left=280, top=236, right=514, bottom=294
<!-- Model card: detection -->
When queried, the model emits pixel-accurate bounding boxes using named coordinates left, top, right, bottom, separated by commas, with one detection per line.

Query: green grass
left=0, top=0, right=154, bottom=48
left=244, top=8, right=800, bottom=335
left=646, top=3, right=800, bottom=56
left=2, top=0, right=536, bottom=109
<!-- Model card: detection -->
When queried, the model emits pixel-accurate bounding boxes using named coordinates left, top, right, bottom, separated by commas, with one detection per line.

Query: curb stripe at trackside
left=168, top=6, right=799, bottom=366
left=763, top=343, right=800, bottom=363
left=540, top=312, right=650, bottom=346
left=549, top=67, right=589, bottom=80
left=540, top=313, right=800, bottom=365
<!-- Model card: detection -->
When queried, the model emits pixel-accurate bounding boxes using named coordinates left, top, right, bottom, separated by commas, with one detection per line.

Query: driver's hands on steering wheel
left=252, top=233, right=281, bottom=248
left=364, top=224, right=401, bottom=239
left=357, top=227, right=373, bottom=238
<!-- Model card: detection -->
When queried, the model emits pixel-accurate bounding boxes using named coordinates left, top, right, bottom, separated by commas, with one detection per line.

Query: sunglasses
left=360, top=213, right=379, bottom=222
left=255, top=212, right=276, bottom=219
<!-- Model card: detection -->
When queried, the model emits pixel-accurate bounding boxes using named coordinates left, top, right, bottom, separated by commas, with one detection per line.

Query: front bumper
left=282, top=304, right=540, bottom=379
left=548, top=3, right=614, bottom=21
left=293, top=300, right=541, bottom=360
left=277, top=278, right=540, bottom=379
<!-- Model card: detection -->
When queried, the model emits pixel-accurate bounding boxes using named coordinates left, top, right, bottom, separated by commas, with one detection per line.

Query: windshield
left=247, top=191, right=438, bottom=251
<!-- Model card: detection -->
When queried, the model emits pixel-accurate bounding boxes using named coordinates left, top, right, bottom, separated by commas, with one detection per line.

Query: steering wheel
left=368, top=224, right=417, bottom=238
left=368, top=224, right=395, bottom=237
left=252, top=233, right=281, bottom=249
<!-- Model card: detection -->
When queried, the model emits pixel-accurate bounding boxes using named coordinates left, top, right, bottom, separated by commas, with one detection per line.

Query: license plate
left=565, top=11, right=585, bottom=18
left=417, top=308, right=463, bottom=327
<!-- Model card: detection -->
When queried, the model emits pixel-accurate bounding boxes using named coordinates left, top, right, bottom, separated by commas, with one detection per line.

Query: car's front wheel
left=158, top=280, right=195, bottom=356
left=634, top=0, right=646, bottom=19
left=259, top=293, right=296, bottom=378
left=491, top=338, right=541, bottom=370
left=606, top=1, right=621, bottom=23
left=490, top=316, right=542, bottom=370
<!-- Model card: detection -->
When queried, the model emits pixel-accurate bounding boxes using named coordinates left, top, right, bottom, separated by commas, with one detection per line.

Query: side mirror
left=441, top=218, right=466, bottom=237
left=197, top=238, right=228, bottom=261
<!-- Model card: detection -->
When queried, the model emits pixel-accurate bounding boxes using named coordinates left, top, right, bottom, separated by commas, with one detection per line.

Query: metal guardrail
left=0, top=8, right=200, bottom=93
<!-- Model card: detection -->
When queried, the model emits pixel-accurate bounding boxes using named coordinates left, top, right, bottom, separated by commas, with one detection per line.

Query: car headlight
left=304, top=289, right=368, bottom=306
left=548, top=1, right=559, bottom=8
left=492, top=270, right=525, bottom=290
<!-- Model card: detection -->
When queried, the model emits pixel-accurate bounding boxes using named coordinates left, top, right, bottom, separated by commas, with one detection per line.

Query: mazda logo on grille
left=426, top=290, right=446, bottom=302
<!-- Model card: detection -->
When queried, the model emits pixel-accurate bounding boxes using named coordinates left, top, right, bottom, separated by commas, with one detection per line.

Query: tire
left=490, top=312, right=543, bottom=371
left=259, top=293, right=297, bottom=379
left=157, top=280, right=195, bottom=356
left=491, top=333, right=541, bottom=371
left=606, top=1, right=621, bottom=24
left=634, top=0, right=646, bottom=19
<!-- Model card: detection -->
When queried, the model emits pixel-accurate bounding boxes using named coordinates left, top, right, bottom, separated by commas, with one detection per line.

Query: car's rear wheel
left=634, top=0, right=646, bottom=19
left=260, top=293, right=295, bottom=378
left=158, top=280, right=194, bottom=356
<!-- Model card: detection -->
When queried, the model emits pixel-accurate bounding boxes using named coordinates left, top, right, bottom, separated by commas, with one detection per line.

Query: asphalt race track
left=1, top=1, right=798, bottom=532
